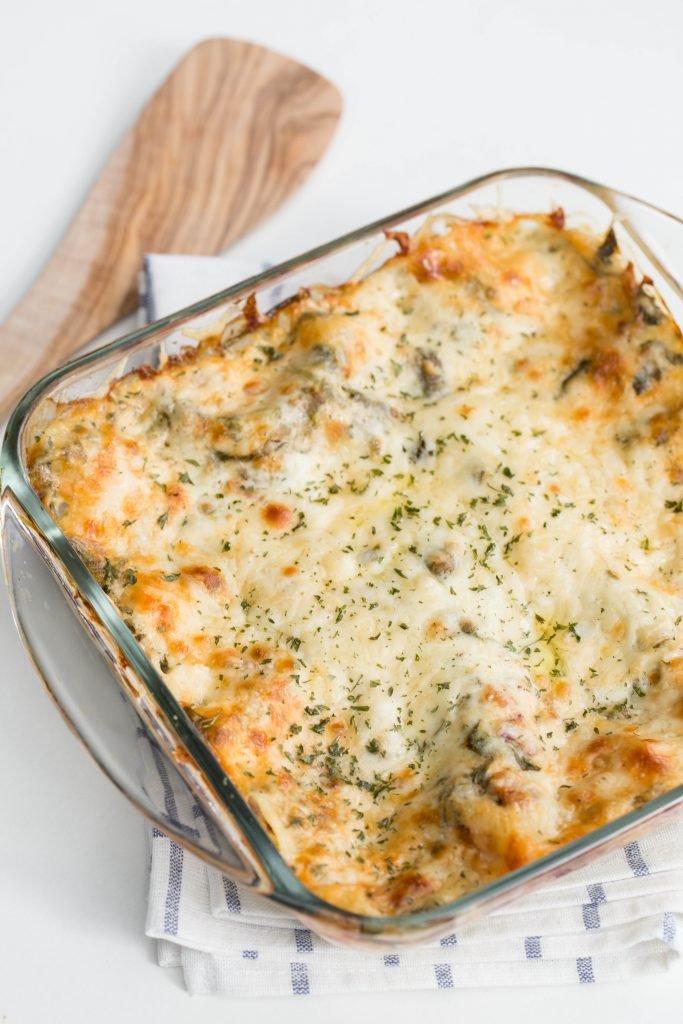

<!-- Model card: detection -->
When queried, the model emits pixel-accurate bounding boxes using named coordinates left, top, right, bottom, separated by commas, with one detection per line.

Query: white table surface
left=2, top=0, right=683, bottom=1018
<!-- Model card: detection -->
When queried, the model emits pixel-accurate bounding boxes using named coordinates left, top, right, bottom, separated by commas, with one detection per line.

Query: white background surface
left=2, top=0, right=683, bottom=1019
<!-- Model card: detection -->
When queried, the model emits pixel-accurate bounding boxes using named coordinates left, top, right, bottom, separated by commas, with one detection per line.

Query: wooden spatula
left=0, top=38, right=342, bottom=418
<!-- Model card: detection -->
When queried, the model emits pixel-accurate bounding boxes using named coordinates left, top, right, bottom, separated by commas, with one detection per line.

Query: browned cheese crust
left=28, top=213, right=683, bottom=914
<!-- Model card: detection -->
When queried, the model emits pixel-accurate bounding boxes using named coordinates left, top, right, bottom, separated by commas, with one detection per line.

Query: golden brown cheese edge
left=27, top=212, right=683, bottom=915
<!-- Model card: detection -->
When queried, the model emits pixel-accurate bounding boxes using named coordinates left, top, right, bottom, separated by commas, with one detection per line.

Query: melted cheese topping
left=28, top=213, right=683, bottom=915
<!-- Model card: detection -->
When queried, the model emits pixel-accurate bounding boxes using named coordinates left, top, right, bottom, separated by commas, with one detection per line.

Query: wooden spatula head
left=0, top=38, right=341, bottom=418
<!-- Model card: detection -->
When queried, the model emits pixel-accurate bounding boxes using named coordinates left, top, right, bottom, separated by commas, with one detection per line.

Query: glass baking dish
left=4, top=167, right=683, bottom=949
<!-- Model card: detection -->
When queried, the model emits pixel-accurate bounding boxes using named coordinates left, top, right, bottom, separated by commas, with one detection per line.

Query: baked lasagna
left=28, top=211, right=683, bottom=915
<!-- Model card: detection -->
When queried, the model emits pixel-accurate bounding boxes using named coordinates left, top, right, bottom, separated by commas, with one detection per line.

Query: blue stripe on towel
left=146, top=733, right=200, bottom=838
left=663, top=912, right=677, bottom=944
left=222, top=876, right=242, bottom=915
left=142, top=255, right=157, bottom=323
left=290, top=962, right=310, bottom=995
left=582, top=903, right=601, bottom=930
left=586, top=883, right=607, bottom=904
left=434, top=963, right=454, bottom=988
left=295, top=929, right=314, bottom=953
left=624, top=841, right=649, bottom=877
left=163, top=842, right=183, bottom=936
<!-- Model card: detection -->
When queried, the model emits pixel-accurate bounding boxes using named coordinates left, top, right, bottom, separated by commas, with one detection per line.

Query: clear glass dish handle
left=606, top=189, right=683, bottom=319
left=0, top=494, right=257, bottom=883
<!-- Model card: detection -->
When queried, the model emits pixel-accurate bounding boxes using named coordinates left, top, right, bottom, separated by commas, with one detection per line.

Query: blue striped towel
left=140, top=253, right=683, bottom=996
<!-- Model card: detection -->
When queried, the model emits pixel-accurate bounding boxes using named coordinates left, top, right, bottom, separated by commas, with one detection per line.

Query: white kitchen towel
left=141, top=252, right=683, bottom=996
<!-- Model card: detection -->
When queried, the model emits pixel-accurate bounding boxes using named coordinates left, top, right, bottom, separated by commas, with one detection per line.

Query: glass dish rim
left=4, top=164, right=683, bottom=937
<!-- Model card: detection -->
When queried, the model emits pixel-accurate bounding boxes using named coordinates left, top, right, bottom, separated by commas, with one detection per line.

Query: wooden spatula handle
left=0, top=134, right=139, bottom=411
left=0, top=39, right=341, bottom=418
